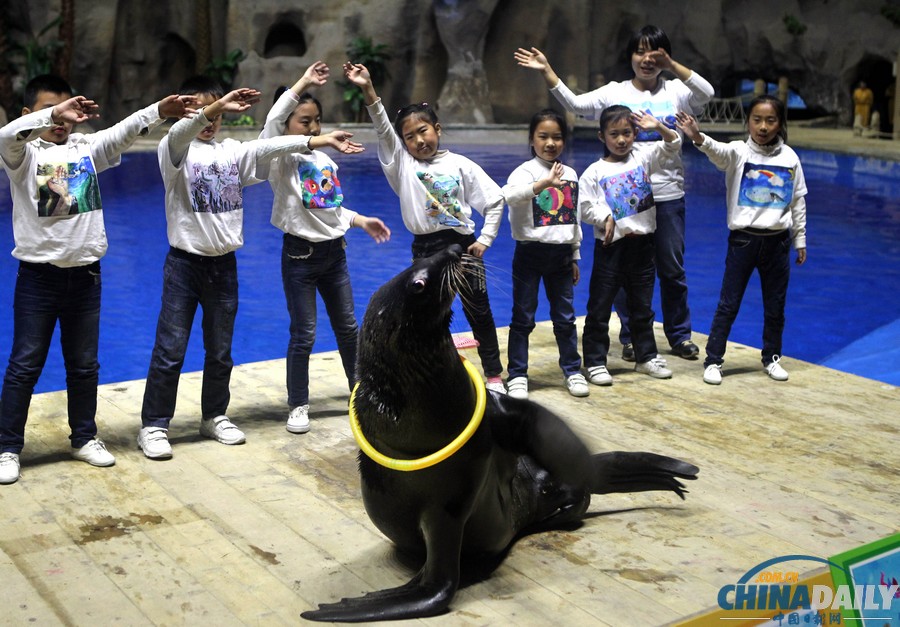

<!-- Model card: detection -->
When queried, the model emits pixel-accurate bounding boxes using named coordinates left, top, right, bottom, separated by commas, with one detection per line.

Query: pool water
left=1, top=140, right=898, bottom=393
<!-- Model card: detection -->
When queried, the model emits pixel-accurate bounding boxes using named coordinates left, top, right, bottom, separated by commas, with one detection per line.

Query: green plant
left=8, top=15, right=63, bottom=83
left=222, top=114, right=256, bottom=126
left=203, top=48, right=246, bottom=89
left=783, top=13, right=807, bottom=36
left=339, top=37, right=392, bottom=122
left=882, top=3, right=900, bottom=27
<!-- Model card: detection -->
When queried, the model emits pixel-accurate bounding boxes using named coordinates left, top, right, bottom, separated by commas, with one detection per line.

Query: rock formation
left=3, top=0, right=897, bottom=130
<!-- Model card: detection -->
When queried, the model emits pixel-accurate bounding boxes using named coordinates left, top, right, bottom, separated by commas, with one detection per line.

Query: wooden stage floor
left=1, top=319, right=897, bottom=626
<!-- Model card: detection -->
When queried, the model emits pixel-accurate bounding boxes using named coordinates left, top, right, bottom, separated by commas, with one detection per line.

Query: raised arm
left=343, top=62, right=378, bottom=106
left=261, top=61, right=329, bottom=139
left=514, top=47, right=560, bottom=89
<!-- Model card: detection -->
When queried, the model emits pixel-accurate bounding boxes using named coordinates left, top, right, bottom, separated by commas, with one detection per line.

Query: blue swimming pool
left=1, top=139, right=898, bottom=393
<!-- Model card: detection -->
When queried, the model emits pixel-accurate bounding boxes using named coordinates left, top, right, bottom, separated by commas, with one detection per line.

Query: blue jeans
left=507, top=242, right=581, bottom=379
left=583, top=235, right=659, bottom=367
left=141, top=248, right=238, bottom=428
left=0, top=261, right=101, bottom=453
left=615, top=197, right=691, bottom=347
left=411, top=231, right=503, bottom=377
left=704, top=229, right=791, bottom=368
left=282, top=234, right=358, bottom=407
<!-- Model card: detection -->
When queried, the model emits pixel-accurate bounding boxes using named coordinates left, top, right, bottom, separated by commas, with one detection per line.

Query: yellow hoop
left=349, top=356, right=487, bottom=471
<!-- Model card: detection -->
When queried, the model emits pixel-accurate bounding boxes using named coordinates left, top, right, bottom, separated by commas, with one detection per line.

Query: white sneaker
left=287, top=405, right=310, bottom=434
left=72, top=438, right=115, bottom=467
left=765, top=356, right=789, bottom=381
left=138, top=427, right=173, bottom=459
left=485, top=379, right=507, bottom=395
left=586, top=365, right=613, bottom=386
left=635, top=356, right=673, bottom=379
left=506, top=377, right=528, bottom=400
left=565, top=373, right=590, bottom=397
left=703, top=364, right=723, bottom=385
left=199, top=415, right=246, bottom=445
left=0, top=452, right=20, bottom=484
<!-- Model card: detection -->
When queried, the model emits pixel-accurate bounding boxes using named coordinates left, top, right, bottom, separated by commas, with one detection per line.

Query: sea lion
left=302, top=244, right=698, bottom=622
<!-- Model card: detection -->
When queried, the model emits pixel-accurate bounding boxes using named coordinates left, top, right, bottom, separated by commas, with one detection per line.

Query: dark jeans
left=411, top=230, right=503, bottom=377
left=282, top=234, right=358, bottom=407
left=704, top=229, right=791, bottom=368
left=615, top=197, right=691, bottom=347
left=0, top=261, right=101, bottom=453
left=141, top=248, right=238, bottom=428
left=583, top=235, right=659, bottom=367
left=507, top=242, right=581, bottom=379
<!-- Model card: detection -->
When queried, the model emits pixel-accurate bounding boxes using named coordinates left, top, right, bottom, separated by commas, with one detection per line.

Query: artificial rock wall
left=4, top=0, right=897, bottom=128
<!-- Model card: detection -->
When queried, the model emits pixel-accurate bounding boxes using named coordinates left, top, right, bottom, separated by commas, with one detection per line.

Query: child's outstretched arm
left=343, top=62, right=378, bottom=106
left=633, top=110, right=678, bottom=143
left=351, top=214, right=391, bottom=244
left=674, top=111, right=703, bottom=145
left=157, top=94, right=200, bottom=120
left=204, top=88, right=262, bottom=120
left=514, top=47, right=560, bottom=89
left=308, top=130, right=364, bottom=154
left=291, top=60, right=329, bottom=95
left=51, top=96, right=101, bottom=126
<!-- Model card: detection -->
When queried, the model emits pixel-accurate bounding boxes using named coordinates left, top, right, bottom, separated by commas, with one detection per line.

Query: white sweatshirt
left=260, top=90, right=357, bottom=242
left=695, top=133, right=807, bottom=249
left=0, top=103, right=163, bottom=266
left=551, top=73, right=714, bottom=202
left=578, top=135, right=682, bottom=243
left=503, top=157, right=581, bottom=259
left=365, top=98, right=504, bottom=247
left=159, top=107, right=317, bottom=256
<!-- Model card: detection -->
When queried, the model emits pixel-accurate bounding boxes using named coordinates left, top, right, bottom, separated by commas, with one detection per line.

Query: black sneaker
left=621, top=343, right=635, bottom=362
left=671, top=340, right=700, bottom=359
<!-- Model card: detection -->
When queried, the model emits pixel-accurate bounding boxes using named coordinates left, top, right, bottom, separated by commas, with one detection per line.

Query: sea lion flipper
left=302, top=515, right=463, bottom=622
left=591, top=451, right=700, bottom=500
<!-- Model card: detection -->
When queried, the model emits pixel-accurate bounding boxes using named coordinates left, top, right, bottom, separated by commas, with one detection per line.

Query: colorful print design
left=189, top=161, right=242, bottom=213
left=417, top=171, right=465, bottom=227
left=531, top=180, right=578, bottom=227
left=298, top=162, right=343, bottom=208
left=35, top=156, right=102, bottom=217
left=619, top=98, right=678, bottom=142
left=599, top=164, right=654, bottom=222
left=738, top=163, right=795, bottom=211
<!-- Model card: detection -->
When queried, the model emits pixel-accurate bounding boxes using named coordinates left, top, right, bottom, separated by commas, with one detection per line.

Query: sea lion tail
left=590, top=452, right=699, bottom=500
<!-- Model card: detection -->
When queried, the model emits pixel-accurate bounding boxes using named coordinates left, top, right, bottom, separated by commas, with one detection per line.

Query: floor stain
left=77, top=512, right=165, bottom=544
left=250, top=544, right=280, bottom=565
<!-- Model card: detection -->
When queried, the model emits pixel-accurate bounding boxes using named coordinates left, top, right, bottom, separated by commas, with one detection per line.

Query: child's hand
left=796, top=248, right=807, bottom=265
left=301, top=61, right=330, bottom=87
left=514, top=47, right=549, bottom=71
left=675, top=111, right=702, bottom=143
left=631, top=110, right=662, bottom=132
left=324, top=130, right=365, bottom=154
left=357, top=216, right=391, bottom=244
left=342, top=62, right=371, bottom=87
left=572, top=262, right=580, bottom=286
left=158, top=94, right=200, bottom=119
left=547, top=161, right=565, bottom=187
left=467, top=242, right=488, bottom=258
left=601, top=216, right=615, bottom=246
left=51, top=96, right=100, bottom=125
left=220, top=88, right=262, bottom=112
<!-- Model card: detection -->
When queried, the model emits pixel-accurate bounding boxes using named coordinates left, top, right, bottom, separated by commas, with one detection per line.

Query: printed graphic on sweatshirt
left=298, top=162, right=343, bottom=208
left=600, top=165, right=654, bottom=221
left=532, top=180, right=578, bottom=227
left=189, top=161, right=242, bottom=213
left=36, top=156, right=102, bottom=217
left=417, top=171, right=465, bottom=227
left=621, top=99, right=678, bottom=142
left=739, top=163, right=795, bottom=211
